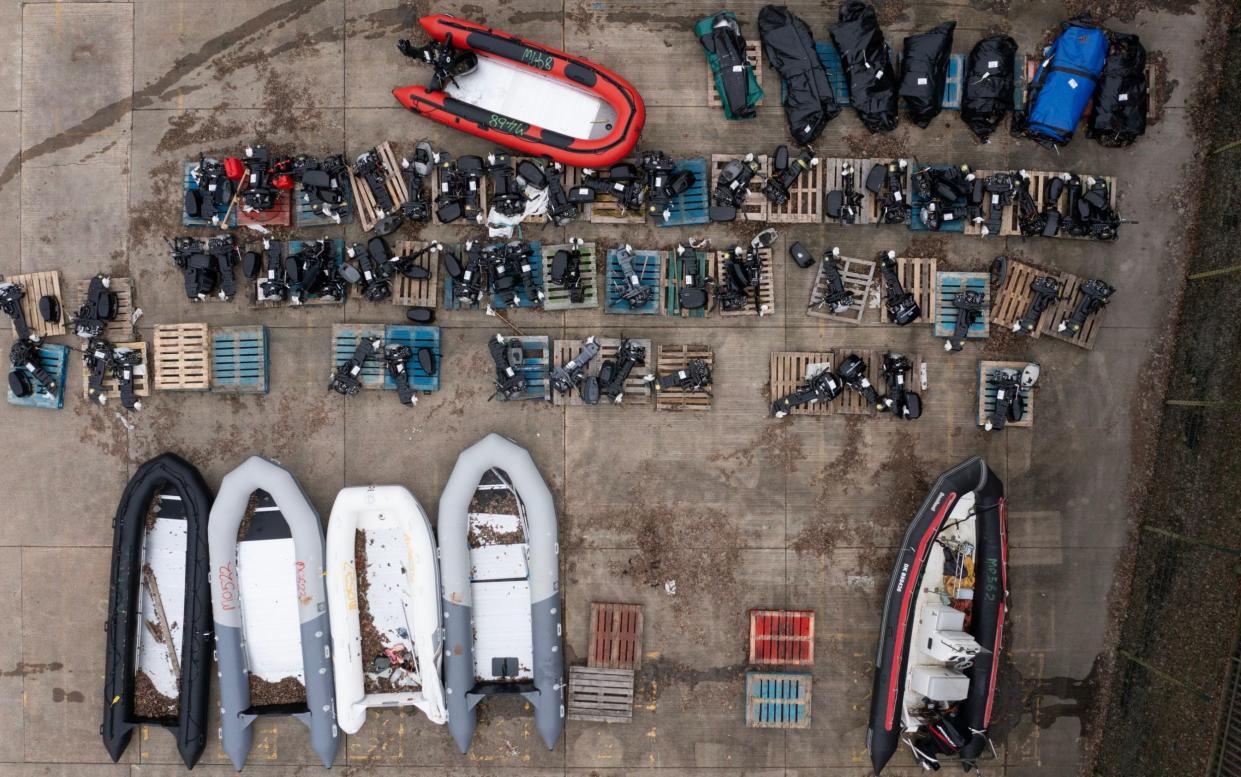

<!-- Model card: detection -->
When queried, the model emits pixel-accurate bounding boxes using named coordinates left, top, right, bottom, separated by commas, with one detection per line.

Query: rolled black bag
left=899, top=21, right=956, bottom=128
left=960, top=34, right=1018, bottom=142
left=1087, top=33, right=1148, bottom=147
left=829, top=0, right=899, bottom=133
left=758, top=5, right=840, bottom=144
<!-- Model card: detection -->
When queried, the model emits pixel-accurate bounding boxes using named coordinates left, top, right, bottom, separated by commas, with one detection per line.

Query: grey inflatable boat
left=207, top=456, right=338, bottom=770
left=439, top=434, right=565, bottom=753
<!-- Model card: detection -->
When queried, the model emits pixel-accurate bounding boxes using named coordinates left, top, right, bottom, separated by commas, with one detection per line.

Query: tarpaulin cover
left=1019, top=17, right=1109, bottom=147
left=899, top=22, right=956, bottom=128
left=961, top=35, right=1018, bottom=142
left=1087, top=33, right=1148, bottom=147
left=697, top=10, right=764, bottom=120
left=829, top=0, right=898, bottom=133
left=758, top=4, right=840, bottom=143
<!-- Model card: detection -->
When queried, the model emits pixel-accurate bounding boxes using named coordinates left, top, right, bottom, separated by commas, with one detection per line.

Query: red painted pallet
left=748, top=609, right=815, bottom=667
left=588, top=602, right=644, bottom=670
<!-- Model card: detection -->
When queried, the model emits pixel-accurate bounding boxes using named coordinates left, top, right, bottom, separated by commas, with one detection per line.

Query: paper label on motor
left=630, top=274, right=640, bottom=285
left=678, top=370, right=687, bottom=379
left=894, top=192, right=902, bottom=201
left=944, top=213, right=955, bottom=221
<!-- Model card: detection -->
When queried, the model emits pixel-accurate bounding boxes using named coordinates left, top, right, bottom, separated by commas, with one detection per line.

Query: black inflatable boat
left=867, top=456, right=1007, bottom=773
left=102, top=453, right=213, bottom=768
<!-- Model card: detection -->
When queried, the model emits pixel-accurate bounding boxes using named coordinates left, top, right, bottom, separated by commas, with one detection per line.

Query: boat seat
left=910, top=665, right=971, bottom=703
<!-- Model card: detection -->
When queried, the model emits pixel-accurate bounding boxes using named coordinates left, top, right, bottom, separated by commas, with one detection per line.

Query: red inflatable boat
left=393, top=15, right=645, bottom=169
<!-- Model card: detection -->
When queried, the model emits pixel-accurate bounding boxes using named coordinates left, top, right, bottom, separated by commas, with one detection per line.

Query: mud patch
left=1063, top=0, right=1197, bottom=22
left=843, top=131, right=910, bottom=159
left=134, top=670, right=177, bottom=718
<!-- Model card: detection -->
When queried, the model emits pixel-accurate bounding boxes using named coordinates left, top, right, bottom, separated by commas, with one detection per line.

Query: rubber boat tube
left=393, top=15, right=645, bottom=168
left=326, top=485, right=447, bottom=733
left=207, top=456, right=338, bottom=770
left=102, top=453, right=213, bottom=768
left=438, top=433, right=564, bottom=753
left=867, top=456, right=1007, bottom=773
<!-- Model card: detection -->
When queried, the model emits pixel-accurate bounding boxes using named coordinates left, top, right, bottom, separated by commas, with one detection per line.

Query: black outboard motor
left=258, top=239, right=289, bottom=301
left=445, top=240, right=486, bottom=307
left=73, top=274, right=118, bottom=339
left=346, top=242, right=392, bottom=302
left=383, top=344, right=429, bottom=406
left=676, top=239, right=711, bottom=310
left=186, top=154, right=235, bottom=223
left=825, top=161, right=864, bottom=223
left=433, top=153, right=485, bottom=225
left=598, top=338, right=649, bottom=404
left=330, top=337, right=381, bottom=396
left=8, top=338, right=57, bottom=398
left=517, top=158, right=578, bottom=225
left=643, top=150, right=694, bottom=223
left=489, top=334, right=527, bottom=401
left=399, top=141, right=435, bottom=223
left=84, top=338, right=142, bottom=410
left=657, top=358, right=712, bottom=393
left=398, top=33, right=479, bottom=90
left=1059, top=278, right=1114, bottom=335
left=1015, top=275, right=1061, bottom=334
left=985, top=363, right=1040, bottom=431
left=913, top=164, right=972, bottom=231
left=0, top=280, right=32, bottom=340
left=720, top=228, right=776, bottom=314
left=1014, top=172, right=1044, bottom=237
left=551, top=336, right=600, bottom=397
left=879, top=250, right=921, bottom=325
left=945, top=290, right=985, bottom=352
left=567, top=162, right=645, bottom=213
left=613, top=244, right=655, bottom=309
left=880, top=352, right=922, bottom=420
left=980, top=171, right=1017, bottom=236
left=240, top=145, right=280, bottom=213
left=550, top=238, right=586, bottom=304
left=355, top=147, right=396, bottom=219
left=293, top=153, right=350, bottom=223
left=711, top=154, right=761, bottom=222
left=487, top=152, right=526, bottom=218
left=812, top=247, right=855, bottom=314
left=771, top=366, right=843, bottom=417
left=838, top=353, right=881, bottom=410
left=763, top=145, right=818, bottom=206
left=865, top=160, right=911, bottom=224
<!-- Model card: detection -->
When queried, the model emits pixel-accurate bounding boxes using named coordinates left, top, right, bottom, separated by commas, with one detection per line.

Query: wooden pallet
left=910, top=163, right=968, bottom=232
left=711, top=247, right=775, bottom=317
left=237, top=189, right=292, bottom=229
left=831, top=349, right=883, bottom=416
left=348, top=142, right=409, bottom=231
left=662, top=248, right=710, bottom=318
left=806, top=253, right=874, bottom=324
left=511, top=157, right=580, bottom=225
left=596, top=337, right=653, bottom=405
left=961, top=168, right=996, bottom=237
left=585, top=158, right=645, bottom=225
left=706, top=38, right=764, bottom=108
left=81, top=341, right=149, bottom=401
left=74, top=277, right=134, bottom=341
left=822, top=157, right=871, bottom=225
left=588, top=602, right=644, bottom=669
left=769, top=351, right=835, bottom=418
left=654, top=344, right=713, bottom=412
left=331, top=324, right=386, bottom=390
left=977, top=360, right=1034, bottom=428
left=767, top=157, right=823, bottom=224
left=745, top=672, right=812, bottom=729
left=152, top=323, right=211, bottom=391
left=551, top=339, right=593, bottom=407
left=252, top=239, right=347, bottom=308
left=710, top=154, right=769, bottom=222
left=934, top=272, right=990, bottom=340
left=568, top=666, right=634, bottom=723
left=293, top=176, right=354, bottom=227
left=390, top=240, right=440, bottom=308
left=749, top=609, right=815, bottom=667
left=990, top=259, right=1061, bottom=339
left=6, top=343, right=68, bottom=410
left=383, top=324, right=440, bottom=393
left=880, top=257, right=938, bottom=326
left=605, top=248, right=664, bottom=316
left=505, top=335, right=552, bottom=402
left=860, top=158, right=912, bottom=225
left=1043, top=274, right=1107, bottom=350
left=3, top=271, right=66, bottom=337
left=660, top=157, right=711, bottom=227
left=211, top=325, right=268, bottom=394
left=540, top=242, right=599, bottom=311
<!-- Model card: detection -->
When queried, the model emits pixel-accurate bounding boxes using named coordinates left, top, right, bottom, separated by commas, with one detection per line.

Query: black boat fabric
left=758, top=5, right=840, bottom=143
left=960, top=35, right=1019, bottom=142
left=829, top=0, right=899, bottom=133
left=102, top=453, right=214, bottom=769
left=1087, top=33, right=1148, bottom=147
left=899, top=21, right=956, bottom=128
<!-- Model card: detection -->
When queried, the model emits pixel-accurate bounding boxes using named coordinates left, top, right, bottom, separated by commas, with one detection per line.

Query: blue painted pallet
left=659, top=157, right=710, bottom=227
left=293, top=176, right=355, bottom=227
left=382, top=325, right=440, bottom=393
left=288, top=239, right=347, bottom=304
left=181, top=161, right=236, bottom=228
left=745, top=671, right=812, bottom=729
left=489, top=242, right=544, bottom=311
left=506, top=335, right=551, bottom=402
left=6, top=343, right=69, bottom=410
left=909, top=165, right=967, bottom=233
left=934, top=272, right=991, bottom=339
left=605, top=248, right=663, bottom=316
left=663, top=250, right=709, bottom=318
left=211, top=326, right=268, bottom=394
left=441, top=244, right=476, bottom=311
left=814, top=43, right=851, bottom=106
left=332, top=325, right=386, bottom=389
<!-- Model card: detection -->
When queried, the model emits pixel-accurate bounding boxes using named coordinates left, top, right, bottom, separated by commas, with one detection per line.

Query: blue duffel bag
left=1018, top=16, right=1109, bottom=147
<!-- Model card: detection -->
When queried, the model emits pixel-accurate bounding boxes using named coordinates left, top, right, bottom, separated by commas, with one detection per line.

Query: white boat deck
left=358, top=517, right=418, bottom=686
left=469, top=506, right=533, bottom=682
left=238, top=507, right=305, bottom=684
left=135, top=498, right=188, bottom=699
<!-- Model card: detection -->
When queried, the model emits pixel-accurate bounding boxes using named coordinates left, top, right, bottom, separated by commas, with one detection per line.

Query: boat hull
left=393, top=15, right=645, bottom=168
left=102, top=453, right=213, bottom=769
left=867, top=457, right=1006, bottom=774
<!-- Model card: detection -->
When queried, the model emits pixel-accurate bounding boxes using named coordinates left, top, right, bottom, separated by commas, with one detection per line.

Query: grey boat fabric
left=438, top=433, right=565, bottom=753
left=207, top=455, right=339, bottom=770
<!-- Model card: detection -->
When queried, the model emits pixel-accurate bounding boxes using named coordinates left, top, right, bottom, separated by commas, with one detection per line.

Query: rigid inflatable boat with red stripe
left=867, top=457, right=1007, bottom=773
left=392, top=15, right=645, bottom=169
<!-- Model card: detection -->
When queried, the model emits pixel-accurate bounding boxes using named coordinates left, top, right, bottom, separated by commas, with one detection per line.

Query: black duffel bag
left=1087, top=33, right=1148, bottom=147
left=829, top=0, right=899, bottom=133
left=758, top=5, right=841, bottom=144
left=960, top=34, right=1018, bottom=142
left=899, top=22, right=956, bottom=128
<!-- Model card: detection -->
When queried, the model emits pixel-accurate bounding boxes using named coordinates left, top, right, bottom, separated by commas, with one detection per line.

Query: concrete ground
left=0, top=0, right=1213, bottom=776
